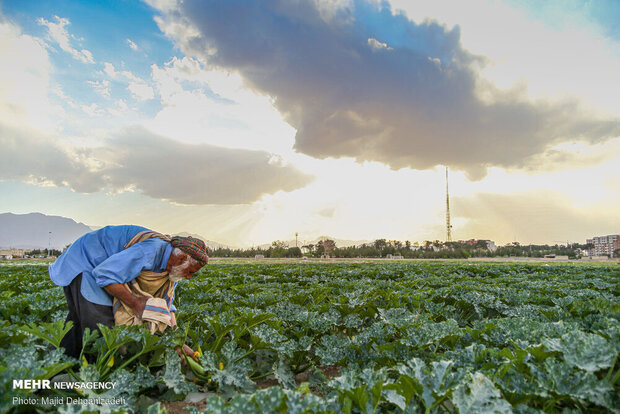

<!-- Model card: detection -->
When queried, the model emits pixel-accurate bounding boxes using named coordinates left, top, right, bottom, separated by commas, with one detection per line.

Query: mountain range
left=0, top=212, right=92, bottom=250
left=0, top=212, right=368, bottom=251
left=0, top=213, right=235, bottom=250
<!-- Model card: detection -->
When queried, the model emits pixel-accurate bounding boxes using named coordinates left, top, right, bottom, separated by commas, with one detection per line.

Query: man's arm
left=104, top=283, right=148, bottom=317
left=93, top=239, right=168, bottom=316
left=92, top=239, right=168, bottom=288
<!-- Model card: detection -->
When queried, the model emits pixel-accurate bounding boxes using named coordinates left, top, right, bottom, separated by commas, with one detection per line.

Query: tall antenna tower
left=445, top=167, right=453, bottom=242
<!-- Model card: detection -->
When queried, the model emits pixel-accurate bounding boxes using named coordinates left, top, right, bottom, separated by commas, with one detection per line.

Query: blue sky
left=506, top=0, right=620, bottom=39
left=2, top=0, right=171, bottom=121
left=1, top=0, right=619, bottom=247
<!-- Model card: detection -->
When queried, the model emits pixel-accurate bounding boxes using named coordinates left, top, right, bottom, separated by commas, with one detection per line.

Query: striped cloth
left=123, top=230, right=171, bottom=249
left=113, top=231, right=175, bottom=334
left=170, top=236, right=209, bottom=265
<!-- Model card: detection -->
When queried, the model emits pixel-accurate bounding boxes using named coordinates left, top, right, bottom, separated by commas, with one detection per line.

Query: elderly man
left=49, top=225, right=208, bottom=358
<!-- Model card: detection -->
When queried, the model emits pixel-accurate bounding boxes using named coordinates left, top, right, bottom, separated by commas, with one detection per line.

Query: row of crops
left=0, top=262, right=618, bottom=413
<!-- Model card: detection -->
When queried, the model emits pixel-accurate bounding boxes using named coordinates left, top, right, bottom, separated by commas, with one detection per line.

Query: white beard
left=168, top=272, right=184, bottom=282
left=168, top=258, right=191, bottom=282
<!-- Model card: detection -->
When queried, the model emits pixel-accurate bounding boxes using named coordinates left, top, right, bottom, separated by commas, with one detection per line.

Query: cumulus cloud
left=0, top=123, right=104, bottom=192
left=126, top=38, right=139, bottom=51
left=103, top=62, right=141, bottom=82
left=145, top=56, right=296, bottom=154
left=150, top=0, right=620, bottom=179
left=37, top=16, right=94, bottom=63
left=0, top=123, right=312, bottom=204
left=99, top=127, right=313, bottom=204
left=518, top=138, right=620, bottom=174
left=1, top=17, right=309, bottom=205
left=0, top=18, right=63, bottom=131
left=87, top=79, right=111, bottom=98
left=102, top=62, right=155, bottom=101
left=127, top=82, right=155, bottom=101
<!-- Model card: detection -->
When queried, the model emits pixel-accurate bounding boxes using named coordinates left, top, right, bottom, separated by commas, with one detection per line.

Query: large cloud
left=0, top=124, right=104, bottom=192
left=0, top=125, right=312, bottom=204
left=0, top=17, right=310, bottom=205
left=151, top=0, right=620, bottom=179
left=99, top=127, right=312, bottom=204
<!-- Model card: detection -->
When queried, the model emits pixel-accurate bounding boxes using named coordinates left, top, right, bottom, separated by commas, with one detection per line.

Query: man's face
left=168, top=253, right=203, bottom=282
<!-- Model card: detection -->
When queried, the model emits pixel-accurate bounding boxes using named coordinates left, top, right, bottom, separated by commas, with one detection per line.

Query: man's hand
left=103, top=283, right=149, bottom=317
left=175, top=344, right=198, bottom=364
left=130, top=296, right=149, bottom=318
left=170, top=311, right=177, bottom=328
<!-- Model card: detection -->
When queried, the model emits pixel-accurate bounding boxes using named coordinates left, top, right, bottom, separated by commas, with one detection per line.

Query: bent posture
left=49, top=225, right=207, bottom=358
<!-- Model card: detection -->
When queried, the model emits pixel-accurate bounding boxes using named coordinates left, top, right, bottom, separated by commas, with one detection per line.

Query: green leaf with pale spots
left=542, top=331, right=616, bottom=372
left=530, top=359, right=614, bottom=410
left=395, top=358, right=459, bottom=411
left=20, top=320, right=72, bottom=349
left=273, top=356, right=296, bottom=390
left=163, top=348, right=197, bottom=395
left=453, top=372, right=512, bottom=414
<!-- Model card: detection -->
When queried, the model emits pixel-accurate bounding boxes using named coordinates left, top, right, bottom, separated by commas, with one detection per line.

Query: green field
left=1, top=262, right=619, bottom=413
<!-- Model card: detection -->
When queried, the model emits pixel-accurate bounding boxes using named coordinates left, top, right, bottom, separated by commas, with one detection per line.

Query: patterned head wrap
left=170, top=236, right=209, bottom=265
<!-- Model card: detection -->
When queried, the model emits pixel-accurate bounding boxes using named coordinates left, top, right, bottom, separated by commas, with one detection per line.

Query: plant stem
left=107, top=349, right=147, bottom=380
left=251, top=371, right=274, bottom=381
left=234, top=348, right=257, bottom=363
left=604, top=355, right=617, bottom=382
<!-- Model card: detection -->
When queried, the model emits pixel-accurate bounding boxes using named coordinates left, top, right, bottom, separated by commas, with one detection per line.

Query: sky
left=0, top=0, right=618, bottom=248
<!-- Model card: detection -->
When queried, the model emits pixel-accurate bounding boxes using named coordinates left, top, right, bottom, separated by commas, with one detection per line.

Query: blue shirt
left=49, top=225, right=177, bottom=311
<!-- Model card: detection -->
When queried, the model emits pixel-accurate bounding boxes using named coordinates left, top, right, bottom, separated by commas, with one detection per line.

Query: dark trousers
left=59, top=273, right=115, bottom=358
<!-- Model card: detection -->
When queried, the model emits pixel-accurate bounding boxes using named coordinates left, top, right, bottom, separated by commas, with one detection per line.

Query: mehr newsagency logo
left=13, top=379, right=117, bottom=390
left=12, top=379, right=124, bottom=406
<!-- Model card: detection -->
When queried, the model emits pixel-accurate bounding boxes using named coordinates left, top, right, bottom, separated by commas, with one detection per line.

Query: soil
left=161, top=400, right=206, bottom=414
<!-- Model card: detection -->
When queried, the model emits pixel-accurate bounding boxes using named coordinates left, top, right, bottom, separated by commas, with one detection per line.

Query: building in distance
left=586, top=235, right=619, bottom=256
left=0, top=249, right=25, bottom=259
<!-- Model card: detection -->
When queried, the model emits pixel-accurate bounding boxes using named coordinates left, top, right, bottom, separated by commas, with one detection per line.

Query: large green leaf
left=393, top=357, right=460, bottom=411
left=273, top=356, right=296, bottom=390
left=199, top=341, right=255, bottom=392
left=404, top=319, right=461, bottom=348
left=378, top=308, right=418, bottom=329
left=542, top=331, right=616, bottom=372
left=329, top=367, right=390, bottom=414
left=530, top=358, right=614, bottom=410
left=453, top=372, right=512, bottom=414
left=316, top=335, right=350, bottom=365
left=20, top=320, right=73, bottom=348
left=162, top=349, right=197, bottom=395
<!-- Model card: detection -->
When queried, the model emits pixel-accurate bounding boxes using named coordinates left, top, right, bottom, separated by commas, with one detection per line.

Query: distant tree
left=272, top=240, right=287, bottom=249
left=317, top=239, right=336, bottom=256
left=302, top=244, right=315, bottom=256
left=374, top=239, right=387, bottom=251
left=270, top=240, right=288, bottom=258
left=286, top=247, right=302, bottom=258
left=475, top=240, right=488, bottom=249
left=40, top=248, right=61, bottom=257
